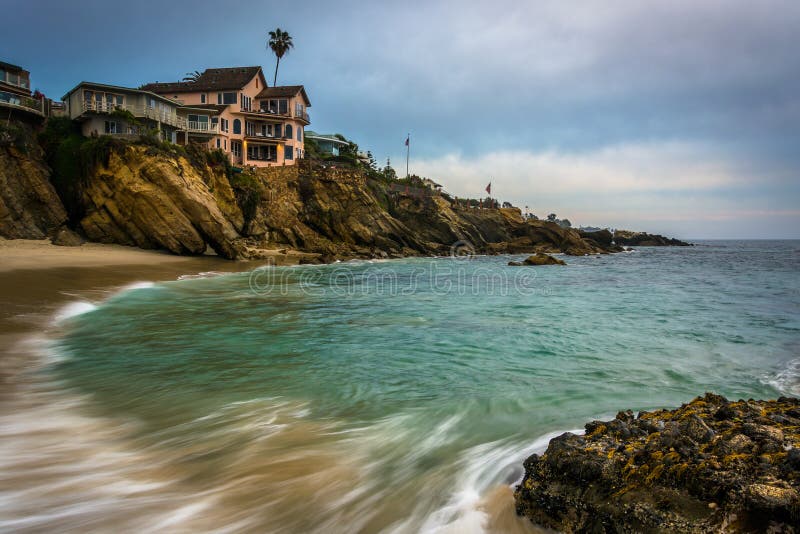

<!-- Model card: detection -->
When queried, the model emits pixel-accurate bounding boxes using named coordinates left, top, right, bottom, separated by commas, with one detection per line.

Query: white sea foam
left=53, top=301, right=97, bottom=323
left=120, top=281, right=155, bottom=291
left=417, top=428, right=583, bottom=534
left=765, top=358, right=800, bottom=396
left=177, top=271, right=231, bottom=280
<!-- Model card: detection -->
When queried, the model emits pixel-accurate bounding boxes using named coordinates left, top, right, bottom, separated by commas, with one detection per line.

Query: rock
left=514, top=394, right=800, bottom=533
left=522, top=253, right=566, bottom=266
left=614, top=229, right=692, bottom=246
left=508, top=261, right=523, bottom=266
left=50, top=227, right=84, bottom=246
left=0, top=123, right=67, bottom=239
left=79, top=146, right=243, bottom=258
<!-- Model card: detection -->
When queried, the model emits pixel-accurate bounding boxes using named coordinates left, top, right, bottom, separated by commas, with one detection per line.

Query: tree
left=268, top=28, right=294, bottom=86
left=183, top=70, right=202, bottom=82
left=367, top=151, right=377, bottom=170
left=547, top=213, right=557, bottom=222
left=559, top=218, right=572, bottom=228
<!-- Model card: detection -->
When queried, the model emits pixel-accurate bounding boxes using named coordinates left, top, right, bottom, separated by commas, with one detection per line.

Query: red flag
left=405, top=135, right=409, bottom=146
left=485, top=182, right=491, bottom=195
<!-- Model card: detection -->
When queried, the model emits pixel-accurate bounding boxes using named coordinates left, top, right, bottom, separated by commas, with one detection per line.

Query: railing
left=0, top=90, right=45, bottom=114
left=186, top=120, right=218, bottom=133
left=245, top=132, right=284, bottom=140
left=81, top=100, right=197, bottom=131
left=294, top=109, right=310, bottom=122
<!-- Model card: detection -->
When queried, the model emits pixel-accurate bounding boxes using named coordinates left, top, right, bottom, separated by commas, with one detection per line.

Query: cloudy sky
left=5, top=0, right=799, bottom=238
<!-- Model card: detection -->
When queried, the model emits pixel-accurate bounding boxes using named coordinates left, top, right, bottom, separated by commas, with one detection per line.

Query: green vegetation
left=228, top=171, right=264, bottom=232
left=182, top=70, right=202, bottom=82
left=0, top=121, right=32, bottom=153
left=39, top=117, right=130, bottom=223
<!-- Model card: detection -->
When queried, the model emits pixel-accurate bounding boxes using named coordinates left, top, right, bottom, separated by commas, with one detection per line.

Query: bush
left=228, top=172, right=264, bottom=232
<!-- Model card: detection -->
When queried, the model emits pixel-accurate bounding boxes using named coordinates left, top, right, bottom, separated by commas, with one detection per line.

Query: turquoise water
left=43, top=242, right=800, bottom=531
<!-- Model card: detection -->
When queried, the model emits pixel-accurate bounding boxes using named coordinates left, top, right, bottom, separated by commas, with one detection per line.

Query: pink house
left=141, top=66, right=310, bottom=167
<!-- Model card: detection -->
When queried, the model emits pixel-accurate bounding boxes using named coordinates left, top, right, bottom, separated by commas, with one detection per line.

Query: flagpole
left=406, top=133, right=410, bottom=179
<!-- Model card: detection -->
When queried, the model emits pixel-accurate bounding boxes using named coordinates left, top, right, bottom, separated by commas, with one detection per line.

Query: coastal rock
left=519, top=253, right=566, bottom=266
left=514, top=394, right=800, bottom=533
left=0, top=123, right=68, bottom=239
left=50, top=227, right=84, bottom=247
left=79, top=146, right=243, bottom=258
left=614, top=229, right=692, bottom=247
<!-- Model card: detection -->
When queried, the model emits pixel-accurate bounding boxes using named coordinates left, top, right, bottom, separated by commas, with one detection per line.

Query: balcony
left=293, top=109, right=310, bottom=123
left=80, top=100, right=218, bottom=132
left=186, top=120, right=218, bottom=134
left=0, top=90, right=45, bottom=117
left=244, top=132, right=285, bottom=142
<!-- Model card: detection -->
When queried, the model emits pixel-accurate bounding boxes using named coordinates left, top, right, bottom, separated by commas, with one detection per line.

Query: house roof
left=140, top=67, right=265, bottom=94
left=61, top=81, right=183, bottom=105
left=183, top=103, right=227, bottom=113
left=305, top=133, right=349, bottom=146
left=256, top=85, right=311, bottom=106
left=0, top=60, right=26, bottom=73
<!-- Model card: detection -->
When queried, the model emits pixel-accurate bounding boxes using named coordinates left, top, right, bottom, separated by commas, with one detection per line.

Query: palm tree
left=267, top=28, right=293, bottom=86
left=182, top=70, right=202, bottom=82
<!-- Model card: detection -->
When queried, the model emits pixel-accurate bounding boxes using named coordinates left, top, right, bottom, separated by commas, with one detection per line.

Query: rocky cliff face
left=0, top=124, right=67, bottom=239
left=1, top=131, right=688, bottom=260
left=78, top=145, right=243, bottom=258
left=237, top=162, right=622, bottom=261
left=515, top=394, right=800, bottom=533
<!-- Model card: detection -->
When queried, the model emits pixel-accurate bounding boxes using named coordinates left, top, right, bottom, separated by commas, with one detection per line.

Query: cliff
left=1, top=126, right=689, bottom=260
left=0, top=123, right=67, bottom=239
left=515, top=394, right=800, bottom=533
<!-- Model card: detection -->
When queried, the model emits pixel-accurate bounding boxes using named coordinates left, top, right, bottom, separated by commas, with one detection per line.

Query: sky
left=3, top=0, right=799, bottom=238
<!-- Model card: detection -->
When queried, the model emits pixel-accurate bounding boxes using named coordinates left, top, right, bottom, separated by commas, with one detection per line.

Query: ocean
left=2, top=241, right=799, bottom=532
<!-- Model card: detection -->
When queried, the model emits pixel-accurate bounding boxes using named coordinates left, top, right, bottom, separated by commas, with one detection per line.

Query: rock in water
left=514, top=394, right=800, bottom=533
left=521, top=253, right=566, bottom=266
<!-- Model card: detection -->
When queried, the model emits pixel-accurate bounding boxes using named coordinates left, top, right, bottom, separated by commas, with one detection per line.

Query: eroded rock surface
left=0, top=125, right=67, bottom=239
left=515, top=394, right=800, bottom=533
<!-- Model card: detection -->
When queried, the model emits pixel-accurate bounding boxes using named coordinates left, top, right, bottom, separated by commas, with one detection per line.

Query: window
left=220, top=118, right=229, bottom=132
left=200, top=94, right=206, bottom=104
left=115, top=95, right=124, bottom=106
left=0, top=69, right=5, bottom=83
left=285, top=144, right=293, bottom=160
left=231, top=141, right=242, bottom=158
left=284, top=124, right=292, bottom=139
left=224, top=139, right=227, bottom=150
left=7, top=72, right=18, bottom=86
left=219, top=92, right=236, bottom=105
left=245, top=121, right=255, bottom=136
left=233, top=119, right=241, bottom=135
left=216, top=138, right=221, bottom=148
left=297, top=128, right=302, bottom=141
left=274, top=124, right=282, bottom=138
left=104, top=121, right=117, bottom=134
left=240, top=94, right=251, bottom=111
left=279, top=99, right=288, bottom=114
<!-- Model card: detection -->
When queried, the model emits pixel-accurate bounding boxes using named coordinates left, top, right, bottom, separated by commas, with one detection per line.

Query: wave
left=52, top=301, right=98, bottom=323
left=764, top=358, right=800, bottom=396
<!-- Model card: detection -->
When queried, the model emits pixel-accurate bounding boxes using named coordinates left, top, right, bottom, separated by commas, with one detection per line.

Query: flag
left=405, top=135, right=409, bottom=146
left=485, top=182, right=491, bottom=195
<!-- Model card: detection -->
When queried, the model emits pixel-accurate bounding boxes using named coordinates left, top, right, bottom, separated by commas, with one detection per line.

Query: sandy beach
left=0, top=239, right=219, bottom=273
